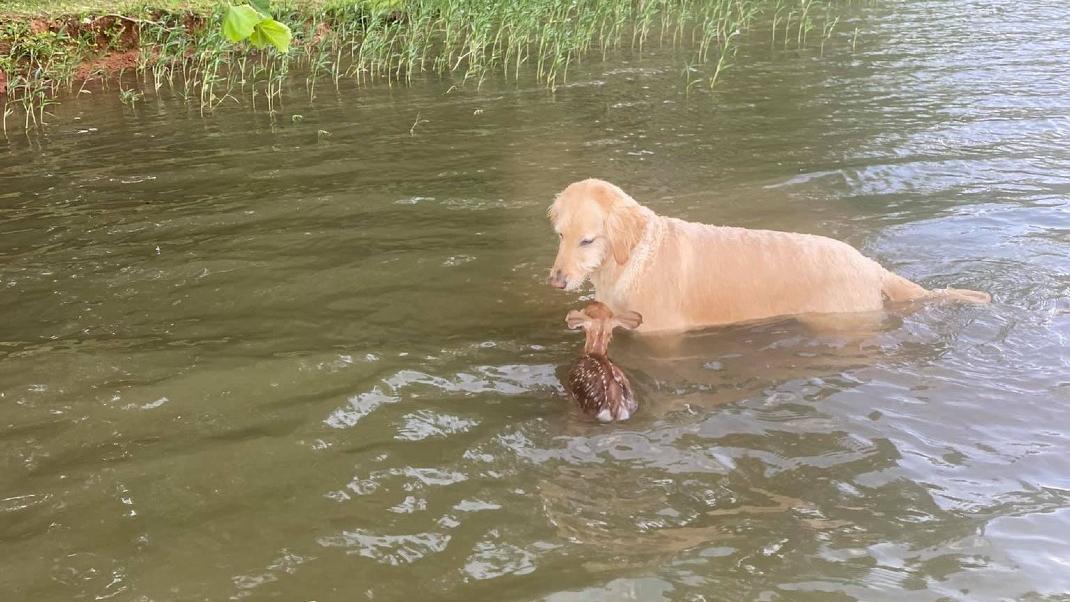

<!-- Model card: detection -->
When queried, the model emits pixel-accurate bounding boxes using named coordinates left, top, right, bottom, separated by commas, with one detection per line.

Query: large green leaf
left=222, top=5, right=264, bottom=42
left=249, top=19, right=292, bottom=53
left=249, top=0, right=272, bottom=18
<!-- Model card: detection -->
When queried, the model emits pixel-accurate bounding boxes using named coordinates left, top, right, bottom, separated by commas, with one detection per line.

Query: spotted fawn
left=565, top=302, right=642, bottom=422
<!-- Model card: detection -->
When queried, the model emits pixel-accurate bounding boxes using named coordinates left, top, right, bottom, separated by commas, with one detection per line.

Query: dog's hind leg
left=796, top=311, right=888, bottom=338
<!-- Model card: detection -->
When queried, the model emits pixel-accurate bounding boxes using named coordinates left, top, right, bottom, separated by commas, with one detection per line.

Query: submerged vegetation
left=1, top=0, right=851, bottom=132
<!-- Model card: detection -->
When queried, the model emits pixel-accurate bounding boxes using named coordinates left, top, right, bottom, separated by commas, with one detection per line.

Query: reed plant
left=1, top=0, right=851, bottom=132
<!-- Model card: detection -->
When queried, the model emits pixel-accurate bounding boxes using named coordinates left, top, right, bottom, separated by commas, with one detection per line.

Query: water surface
left=2, top=1, right=1069, bottom=600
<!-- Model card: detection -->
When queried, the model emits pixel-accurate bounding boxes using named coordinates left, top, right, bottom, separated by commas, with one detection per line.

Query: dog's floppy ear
left=613, top=310, right=643, bottom=330
left=566, top=310, right=589, bottom=330
left=607, top=204, right=647, bottom=265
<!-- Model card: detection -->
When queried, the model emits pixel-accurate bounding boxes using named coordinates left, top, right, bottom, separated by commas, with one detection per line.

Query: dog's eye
left=579, top=238, right=594, bottom=246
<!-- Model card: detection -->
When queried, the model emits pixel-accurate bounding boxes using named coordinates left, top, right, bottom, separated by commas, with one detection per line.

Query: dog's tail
left=881, top=271, right=991, bottom=304
left=926, top=287, right=992, bottom=304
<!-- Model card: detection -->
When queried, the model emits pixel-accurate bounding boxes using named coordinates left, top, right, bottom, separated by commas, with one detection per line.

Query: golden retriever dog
left=548, top=179, right=990, bottom=333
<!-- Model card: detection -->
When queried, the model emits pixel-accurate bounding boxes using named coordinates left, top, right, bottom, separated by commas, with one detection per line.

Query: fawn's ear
left=613, top=310, right=643, bottom=330
left=566, top=310, right=590, bottom=330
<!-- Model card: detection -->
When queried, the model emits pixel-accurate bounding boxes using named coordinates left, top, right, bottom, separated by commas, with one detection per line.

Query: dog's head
left=547, top=179, right=648, bottom=291
left=566, top=301, right=643, bottom=355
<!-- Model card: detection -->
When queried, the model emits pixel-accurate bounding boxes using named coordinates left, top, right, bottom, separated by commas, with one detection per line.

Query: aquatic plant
left=0, top=0, right=852, bottom=132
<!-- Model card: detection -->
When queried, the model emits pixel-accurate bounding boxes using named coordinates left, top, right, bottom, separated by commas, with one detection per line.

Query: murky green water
left=3, top=1, right=1070, bottom=600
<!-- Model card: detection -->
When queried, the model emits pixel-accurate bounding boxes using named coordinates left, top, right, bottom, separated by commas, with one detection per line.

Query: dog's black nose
left=549, top=270, right=567, bottom=289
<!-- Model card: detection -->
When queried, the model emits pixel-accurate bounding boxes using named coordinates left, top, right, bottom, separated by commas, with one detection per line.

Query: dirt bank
left=1, top=12, right=209, bottom=86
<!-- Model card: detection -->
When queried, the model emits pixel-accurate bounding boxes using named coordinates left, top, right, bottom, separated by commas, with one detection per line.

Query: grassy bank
left=1, top=0, right=847, bottom=132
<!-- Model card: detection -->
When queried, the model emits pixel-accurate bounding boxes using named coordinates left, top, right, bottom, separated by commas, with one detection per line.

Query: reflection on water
left=2, top=0, right=1070, bottom=600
